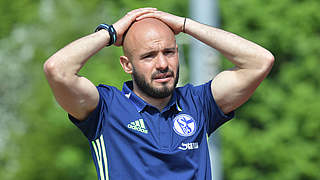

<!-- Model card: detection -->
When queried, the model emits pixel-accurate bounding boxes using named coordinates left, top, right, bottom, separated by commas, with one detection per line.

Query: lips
left=153, top=72, right=173, bottom=79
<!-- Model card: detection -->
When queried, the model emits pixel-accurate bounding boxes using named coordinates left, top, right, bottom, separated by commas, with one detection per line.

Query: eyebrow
left=163, top=47, right=177, bottom=52
left=139, top=47, right=177, bottom=59
left=139, top=51, right=157, bottom=59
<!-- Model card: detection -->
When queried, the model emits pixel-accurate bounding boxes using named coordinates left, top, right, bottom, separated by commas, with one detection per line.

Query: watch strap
left=95, top=23, right=117, bottom=46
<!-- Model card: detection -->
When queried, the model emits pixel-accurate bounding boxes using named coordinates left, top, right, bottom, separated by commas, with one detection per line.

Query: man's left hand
left=136, top=10, right=185, bottom=35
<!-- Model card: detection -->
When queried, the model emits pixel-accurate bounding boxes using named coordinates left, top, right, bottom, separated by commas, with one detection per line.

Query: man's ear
left=120, top=56, right=133, bottom=74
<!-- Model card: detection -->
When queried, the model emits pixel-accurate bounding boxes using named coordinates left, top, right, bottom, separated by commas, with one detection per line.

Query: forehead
left=137, top=28, right=176, bottom=51
left=123, top=18, right=176, bottom=56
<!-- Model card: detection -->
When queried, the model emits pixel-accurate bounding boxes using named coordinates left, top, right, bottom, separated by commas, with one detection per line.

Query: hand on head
left=113, top=8, right=157, bottom=46
left=113, top=8, right=185, bottom=46
left=136, top=10, right=185, bottom=35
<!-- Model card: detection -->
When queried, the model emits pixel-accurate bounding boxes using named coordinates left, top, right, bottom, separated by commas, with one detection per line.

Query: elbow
left=43, top=59, right=53, bottom=75
left=266, top=51, right=275, bottom=67
left=43, top=58, right=58, bottom=78
left=43, top=58, right=67, bottom=83
left=260, top=51, right=275, bottom=74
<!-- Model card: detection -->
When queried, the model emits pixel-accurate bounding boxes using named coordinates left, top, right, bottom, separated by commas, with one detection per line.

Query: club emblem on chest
left=173, top=114, right=196, bottom=137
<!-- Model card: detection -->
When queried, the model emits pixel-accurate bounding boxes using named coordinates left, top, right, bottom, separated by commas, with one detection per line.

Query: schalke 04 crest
left=173, top=114, right=196, bottom=137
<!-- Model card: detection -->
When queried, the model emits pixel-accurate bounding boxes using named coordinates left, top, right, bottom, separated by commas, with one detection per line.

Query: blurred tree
left=220, top=0, right=320, bottom=179
left=0, top=0, right=40, bottom=179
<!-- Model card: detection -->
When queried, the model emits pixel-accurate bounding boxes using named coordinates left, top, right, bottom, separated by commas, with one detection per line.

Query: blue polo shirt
left=70, top=80, right=234, bottom=180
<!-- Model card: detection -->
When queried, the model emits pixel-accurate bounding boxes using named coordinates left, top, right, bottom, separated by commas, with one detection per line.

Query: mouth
left=152, top=72, right=174, bottom=83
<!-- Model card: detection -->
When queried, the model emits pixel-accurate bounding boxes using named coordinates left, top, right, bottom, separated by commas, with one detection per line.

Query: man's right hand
left=113, top=8, right=157, bottom=46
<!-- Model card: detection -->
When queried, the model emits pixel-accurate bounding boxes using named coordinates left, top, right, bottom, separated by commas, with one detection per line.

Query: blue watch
left=95, top=23, right=117, bottom=46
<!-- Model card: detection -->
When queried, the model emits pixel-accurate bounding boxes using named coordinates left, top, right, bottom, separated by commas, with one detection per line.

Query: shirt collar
left=122, top=81, right=182, bottom=113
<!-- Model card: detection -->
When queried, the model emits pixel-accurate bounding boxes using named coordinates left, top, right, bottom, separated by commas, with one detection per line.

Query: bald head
left=122, top=18, right=176, bottom=59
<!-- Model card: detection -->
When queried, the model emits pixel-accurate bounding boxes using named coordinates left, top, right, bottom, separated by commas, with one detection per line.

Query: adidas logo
left=127, top=119, right=148, bottom=134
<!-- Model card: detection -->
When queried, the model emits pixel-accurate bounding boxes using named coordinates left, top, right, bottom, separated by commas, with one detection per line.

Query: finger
left=139, top=7, right=157, bottom=10
left=127, top=8, right=157, bottom=15
left=127, top=11, right=157, bottom=22
left=136, top=11, right=162, bottom=21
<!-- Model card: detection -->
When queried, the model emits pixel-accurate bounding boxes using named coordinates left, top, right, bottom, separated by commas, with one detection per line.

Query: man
left=44, top=8, right=274, bottom=180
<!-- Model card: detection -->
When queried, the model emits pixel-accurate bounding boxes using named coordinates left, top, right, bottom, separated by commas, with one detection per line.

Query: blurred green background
left=0, top=0, right=319, bottom=179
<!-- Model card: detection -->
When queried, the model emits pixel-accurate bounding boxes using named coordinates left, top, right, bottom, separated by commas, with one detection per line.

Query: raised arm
left=43, top=8, right=157, bottom=120
left=137, top=10, right=274, bottom=114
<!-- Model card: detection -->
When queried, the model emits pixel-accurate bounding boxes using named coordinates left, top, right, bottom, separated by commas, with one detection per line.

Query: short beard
left=132, top=66, right=179, bottom=99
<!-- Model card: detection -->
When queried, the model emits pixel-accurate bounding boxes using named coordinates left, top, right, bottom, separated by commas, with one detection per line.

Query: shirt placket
left=159, top=112, right=171, bottom=150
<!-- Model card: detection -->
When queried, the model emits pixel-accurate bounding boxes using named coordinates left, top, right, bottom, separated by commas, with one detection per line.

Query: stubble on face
left=132, top=65, right=179, bottom=99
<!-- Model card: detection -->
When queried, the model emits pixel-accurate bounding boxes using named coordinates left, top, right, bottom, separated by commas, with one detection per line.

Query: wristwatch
left=95, top=23, right=117, bottom=46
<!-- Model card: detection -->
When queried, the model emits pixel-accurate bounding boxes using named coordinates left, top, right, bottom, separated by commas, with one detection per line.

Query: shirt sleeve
left=193, top=80, right=234, bottom=135
left=68, top=84, right=114, bottom=141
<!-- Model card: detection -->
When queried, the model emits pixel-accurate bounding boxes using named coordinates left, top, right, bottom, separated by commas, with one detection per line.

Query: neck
left=132, top=86, right=172, bottom=112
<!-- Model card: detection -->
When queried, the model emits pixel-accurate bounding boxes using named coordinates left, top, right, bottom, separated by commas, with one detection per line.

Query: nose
left=155, top=54, right=168, bottom=70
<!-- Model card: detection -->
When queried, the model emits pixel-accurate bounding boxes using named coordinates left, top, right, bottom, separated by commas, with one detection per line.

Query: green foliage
left=0, top=0, right=40, bottom=39
left=1, top=0, right=319, bottom=179
left=220, top=0, right=320, bottom=179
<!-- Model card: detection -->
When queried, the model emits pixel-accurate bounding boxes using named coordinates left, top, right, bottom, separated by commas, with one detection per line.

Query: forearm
left=44, top=29, right=109, bottom=80
left=184, top=19, right=274, bottom=70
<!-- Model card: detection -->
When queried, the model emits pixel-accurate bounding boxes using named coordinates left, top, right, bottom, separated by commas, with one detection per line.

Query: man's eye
left=164, top=51, right=175, bottom=55
left=143, top=54, right=153, bottom=59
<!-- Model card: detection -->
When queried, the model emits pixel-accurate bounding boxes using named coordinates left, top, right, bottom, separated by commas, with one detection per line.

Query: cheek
left=134, top=63, right=154, bottom=77
left=169, top=58, right=179, bottom=71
